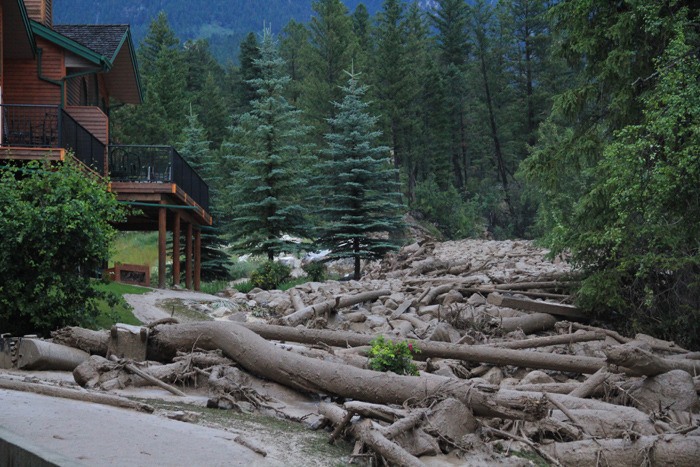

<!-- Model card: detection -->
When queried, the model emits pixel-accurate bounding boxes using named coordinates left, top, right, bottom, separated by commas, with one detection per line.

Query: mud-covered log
left=16, top=338, right=89, bottom=371
left=235, top=323, right=606, bottom=374
left=0, top=378, right=153, bottom=413
left=487, top=293, right=587, bottom=320
left=491, top=313, right=559, bottom=334
left=319, top=402, right=425, bottom=467
left=542, top=434, right=700, bottom=467
left=280, top=289, right=391, bottom=326
left=148, top=322, right=541, bottom=419
left=51, top=327, right=109, bottom=355
left=605, top=342, right=700, bottom=376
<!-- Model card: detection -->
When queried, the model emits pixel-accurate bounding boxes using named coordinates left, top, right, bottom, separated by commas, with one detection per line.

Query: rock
left=395, top=429, right=440, bottom=457
left=441, top=290, right=464, bottom=307
left=627, top=370, right=699, bottom=413
left=428, top=322, right=460, bottom=343
left=467, top=293, right=487, bottom=306
left=519, top=370, right=555, bottom=385
left=426, top=398, right=478, bottom=442
left=482, top=367, right=504, bottom=385
left=227, top=312, right=248, bottom=323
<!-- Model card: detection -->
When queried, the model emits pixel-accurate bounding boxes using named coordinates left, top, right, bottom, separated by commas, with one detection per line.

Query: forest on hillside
left=53, top=0, right=393, bottom=62
left=111, top=0, right=700, bottom=347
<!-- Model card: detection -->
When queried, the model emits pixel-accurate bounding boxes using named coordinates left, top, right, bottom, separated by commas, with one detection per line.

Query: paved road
left=0, top=389, right=272, bottom=466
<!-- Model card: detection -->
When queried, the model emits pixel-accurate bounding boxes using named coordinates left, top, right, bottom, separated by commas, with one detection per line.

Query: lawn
left=91, top=281, right=151, bottom=329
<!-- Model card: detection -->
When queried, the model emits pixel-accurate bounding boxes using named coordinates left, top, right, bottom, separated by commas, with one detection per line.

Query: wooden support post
left=185, top=223, right=193, bottom=290
left=158, top=204, right=167, bottom=289
left=194, top=229, right=201, bottom=291
left=172, top=212, right=181, bottom=286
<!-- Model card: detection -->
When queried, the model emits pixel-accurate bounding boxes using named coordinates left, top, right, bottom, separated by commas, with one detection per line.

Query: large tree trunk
left=54, top=323, right=607, bottom=375
left=147, top=322, right=541, bottom=420
left=541, top=434, right=700, bottom=467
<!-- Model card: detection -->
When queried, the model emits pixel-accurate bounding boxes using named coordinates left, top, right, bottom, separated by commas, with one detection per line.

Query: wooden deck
left=109, top=181, right=212, bottom=227
left=0, top=146, right=65, bottom=161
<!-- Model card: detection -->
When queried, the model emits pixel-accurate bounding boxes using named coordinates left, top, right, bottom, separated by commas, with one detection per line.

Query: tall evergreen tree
left=302, top=0, right=357, bottom=140
left=223, top=29, right=313, bottom=260
left=430, top=0, right=471, bottom=190
left=236, top=32, right=262, bottom=111
left=316, top=71, right=404, bottom=280
left=112, top=12, right=187, bottom=145
left=280, top=20, right=311, bottom=106
left=176, top=110, right=233, bottom=281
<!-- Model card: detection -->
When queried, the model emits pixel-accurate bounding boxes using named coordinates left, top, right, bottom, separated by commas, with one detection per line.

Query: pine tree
left=112, top=12, right=187, bottom=145
left=236, top=32, right=262, bottom=111
left=316, top=70, right=404, bottom=280
left=302, top=0, right=357, bottom=140
left=223, top=29, right=314, bottom=261
left=176, top=110, right=233, bottom=281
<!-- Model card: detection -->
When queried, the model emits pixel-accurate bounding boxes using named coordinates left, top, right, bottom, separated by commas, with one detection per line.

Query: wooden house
left=0, top=0, right=211, bottom=290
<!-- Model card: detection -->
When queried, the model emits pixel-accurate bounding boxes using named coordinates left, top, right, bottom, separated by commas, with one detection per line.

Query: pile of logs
left=7, top=239, right=700, bottom=465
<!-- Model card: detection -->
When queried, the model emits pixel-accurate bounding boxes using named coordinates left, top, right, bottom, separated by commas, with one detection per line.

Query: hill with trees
left=53, top=0, right=417, bottom=62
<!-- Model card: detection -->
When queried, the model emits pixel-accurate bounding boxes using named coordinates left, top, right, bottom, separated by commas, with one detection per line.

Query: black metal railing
left=1, top=104, right=60, bottom=148
left=60, top=109, right=105, bottom=174
left=1, top=104, right=105, bottom=174
left=108, top=145, right=210, bottom=212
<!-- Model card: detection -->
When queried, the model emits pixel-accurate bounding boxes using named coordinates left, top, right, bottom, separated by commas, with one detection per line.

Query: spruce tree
left=316, top=71, right=404, bottom=280
left=223, top=29, right=313, bottom=261
left=176, top=110, right=233, bottom=281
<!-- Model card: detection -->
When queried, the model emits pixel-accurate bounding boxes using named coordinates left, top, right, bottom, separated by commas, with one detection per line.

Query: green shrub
left=250, top=261, right=291, bottom=290
left=0, top=159, right=126, bottom=336
left=230, top=257, right=263, bottom=280
left=302, top=261, right=327, bottom=282
left=367, top=336, right=420, bottom=376
left=233, top=280, right=255, bottom=293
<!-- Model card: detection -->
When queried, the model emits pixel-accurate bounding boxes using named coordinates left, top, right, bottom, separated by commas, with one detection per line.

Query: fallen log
left=487, top=293, right=587, bottom=320
left=57, top=322, right=608, bottom=375
left=605, top=342, right=700, bottom=376
left=16, top=338, right=89, bottom=371
left=109, top=355, right=185, bottom=396
left=541, top=434, right=700, bottom=467
left=0, top=378, right=153, bottom=413
left=491, top=313, right=559, bottom=334
left=51, top=326, right=109, bottom=355
left=493, top=330, right=604, bottom=350
left=148, top=322, right=542, bottom=419
left=568, top=368, right=611, bottom=399
left=280, top=289, right=391, bottom=326
left=319, top=402, right=425, bottom=467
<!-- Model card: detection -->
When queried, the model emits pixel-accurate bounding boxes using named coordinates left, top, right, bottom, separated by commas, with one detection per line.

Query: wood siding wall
left=64, top=106, right=108, bottom=145
left=24, top=0, right=52, bottom=27
left=4, top=38, right=62, bottom=105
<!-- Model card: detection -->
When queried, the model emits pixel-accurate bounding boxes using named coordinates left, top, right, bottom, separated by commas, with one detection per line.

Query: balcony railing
left=108, top=145, right=210, bottom=212
left=1, top=104, right=105, bottom=174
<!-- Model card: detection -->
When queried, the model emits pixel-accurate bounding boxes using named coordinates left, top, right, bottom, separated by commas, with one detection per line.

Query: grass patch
left=232, top=280, right=255, bottom=293
left=110, top=231, right=159, bottom=268
left=279, top=277, right=309, bottom=291
left=199, top=280, right=230, bottom=295
left=90, top=281, right=150, bottom=329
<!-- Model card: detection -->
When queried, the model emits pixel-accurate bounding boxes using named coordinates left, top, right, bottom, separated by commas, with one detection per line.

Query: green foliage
left=0, top=160, right=126, bottom=336
left=199, top=280, right=231, bottom=295
left=250, top=261, right=292, bottom=290
left=91, top=281, right=148, bottom=329
left=302, top=261, right=327, bottom=282
left=222, top=28, right=315, bottom=261
left=233, top=280, right=255, bottom=293
left=315, top=71, right=405, bottom=280
left=413, top=175, right=483, bottom=239
left=367, top=336, right=420, bottom=376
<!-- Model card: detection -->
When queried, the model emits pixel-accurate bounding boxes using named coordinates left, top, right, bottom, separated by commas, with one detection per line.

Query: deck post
left=194, top=229, right=201, bottom=291
left=158, top=204, right=167, bottom=288
left=172, top=212, right=181, bottom=286
left=185, top=222, right=193, bottom=290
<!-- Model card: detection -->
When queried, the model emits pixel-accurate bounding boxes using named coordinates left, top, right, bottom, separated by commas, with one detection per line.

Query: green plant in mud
left=367, top=336, right=420, bottom=376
